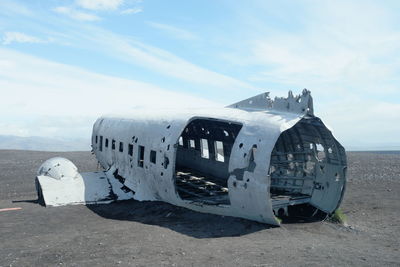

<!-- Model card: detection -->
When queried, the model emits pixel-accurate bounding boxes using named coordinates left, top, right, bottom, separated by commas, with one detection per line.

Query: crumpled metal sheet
left=36, top=158, right=134, bottom=206
left=35, top=90, right=346, bottom=226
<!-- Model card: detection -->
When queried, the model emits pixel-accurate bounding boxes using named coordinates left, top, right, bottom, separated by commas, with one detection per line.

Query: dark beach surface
left=0, top=150, right=399, bottom=266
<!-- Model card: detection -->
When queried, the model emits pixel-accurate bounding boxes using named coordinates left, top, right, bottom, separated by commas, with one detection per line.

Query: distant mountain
left=1, top=135, right=399, bottom=152
left=0, top=135, right=91, bottom=152
left=345, top=143, right=400, bottom=151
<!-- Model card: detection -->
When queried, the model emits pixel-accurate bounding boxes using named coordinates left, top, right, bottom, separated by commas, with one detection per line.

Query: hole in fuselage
left=174, top=118, right=242, bottom=205
left=269, top=117, right=346, bottom=220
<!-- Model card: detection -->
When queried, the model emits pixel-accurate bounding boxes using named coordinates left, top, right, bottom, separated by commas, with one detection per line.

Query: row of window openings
left=178, top=137, right=225, bottom=162
left=95, top=135, right=156, bottom=167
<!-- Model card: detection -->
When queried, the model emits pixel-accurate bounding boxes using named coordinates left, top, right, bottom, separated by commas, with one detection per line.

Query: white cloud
left=0, top=0, right=32, bottom=16
left=147, top=22, right=199, bottom=40
left=0, top=48, right=219, bottom=138
left=2, top=32, right=47, bottom=45
left=78, top=26, right=258, bottom=92
left=53, top=6, right=100, bottom=21
left=76, top=0, right=124, bottom=10
left=121, top=7, right=142, bottom=14
left=244, top=1, right=400, bottom=95
left=1, top=1, right=255, bottom=93
left=319, top=95, right=400, bottom=149
left=220, top=0, right=400, bottom=148
left=54, top=1, right=142, bottom=20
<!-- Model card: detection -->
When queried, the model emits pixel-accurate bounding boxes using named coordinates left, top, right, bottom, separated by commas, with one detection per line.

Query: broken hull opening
left=175, top=118, right=243, bottom=205
left=269, top=117, right=347, bottom=220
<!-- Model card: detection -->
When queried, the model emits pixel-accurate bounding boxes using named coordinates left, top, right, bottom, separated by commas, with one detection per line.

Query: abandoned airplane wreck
left=36, top=89, right=347, bottom=225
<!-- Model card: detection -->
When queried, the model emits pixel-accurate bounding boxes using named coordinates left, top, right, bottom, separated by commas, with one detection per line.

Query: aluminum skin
left=36, top=90, right=347, bottom=226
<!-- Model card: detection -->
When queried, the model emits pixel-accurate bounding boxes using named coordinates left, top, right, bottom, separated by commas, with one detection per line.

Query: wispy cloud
left=53, top=1, right=142, bottom=21
left=2, top=32, right=48, bottom=45
left=53, top=6, right=100, bottom=21
left=2, top=2, right=257, bottom=93
left=0, top=48, right=219, bottom=138
left=3, top=0, right=398, bottom=149
left=121, top=7, right=142, bottom=14
left=0, top=0, right=33, bottom=17
left=220, top=0, right=400, bottom=147
left=147, top=22, right=199, bottom=40
left=76, top=26, right=257, bottom=92
left=239, top=1, right=400, bottom=95
left=76, top=0, right=124, bottom=11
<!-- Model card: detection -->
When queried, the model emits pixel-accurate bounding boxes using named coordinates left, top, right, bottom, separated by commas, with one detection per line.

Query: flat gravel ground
left=0, top=150, right=399, bottom=266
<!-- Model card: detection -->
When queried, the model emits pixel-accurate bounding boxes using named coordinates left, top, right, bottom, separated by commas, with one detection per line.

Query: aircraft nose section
left=37, top=157, right=80, bottom=180
left=36, top=158, right=134, bottom=207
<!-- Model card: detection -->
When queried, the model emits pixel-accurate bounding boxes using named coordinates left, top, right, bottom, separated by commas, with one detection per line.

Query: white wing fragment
left=36, top=158, right=134, bottom=207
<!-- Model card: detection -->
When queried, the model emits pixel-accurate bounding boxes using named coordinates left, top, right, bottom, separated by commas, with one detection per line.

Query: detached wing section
left=36, top=157, right=134, bottom=207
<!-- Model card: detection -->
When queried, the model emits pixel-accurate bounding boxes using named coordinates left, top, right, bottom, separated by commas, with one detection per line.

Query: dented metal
left=36, top=158, right=133, bottom=206
left=36, top=90, right=347, bottom=225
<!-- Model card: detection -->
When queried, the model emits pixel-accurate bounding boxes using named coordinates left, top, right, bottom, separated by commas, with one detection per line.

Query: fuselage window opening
left=112, top=139, right=115, bottom=150
left=175, top=118, right=243, bottom=205
left=105, top=138, right=109, bottom=148
left=200, top=139, right=209, bottom=159
left=150, top=150, right=156, bottom=164
left=178, top=136, right=183, bottom=146
left=189, top=139, right=195, bottom=149
left=214, top=141, right=224, bottom=162
left=138, top=145, right=145, bottom=167
left=99, top=136, right=103, bottom=151
left=95, top=135, right=98, bottom=144
left=128, top=144, right=133, bottom=156
left=119, top=142, right=124, bottom=152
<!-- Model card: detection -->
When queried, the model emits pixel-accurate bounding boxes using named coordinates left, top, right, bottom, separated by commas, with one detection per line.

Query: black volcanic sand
left=0, top=150, right=399, bottom=266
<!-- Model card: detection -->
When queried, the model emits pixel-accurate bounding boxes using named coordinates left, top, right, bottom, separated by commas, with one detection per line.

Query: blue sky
left=0, top=0, right=400, bottom=150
